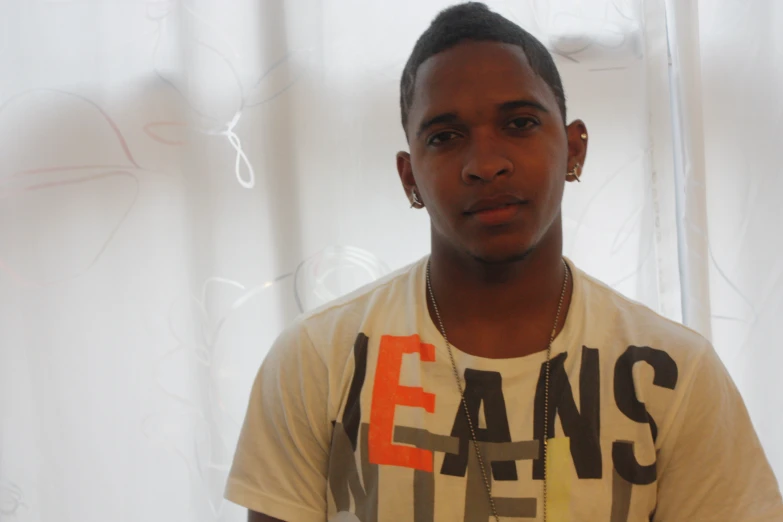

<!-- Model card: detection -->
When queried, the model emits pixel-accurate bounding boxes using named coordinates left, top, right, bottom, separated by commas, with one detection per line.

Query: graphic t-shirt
left=225, top=257, right=783, bottom=521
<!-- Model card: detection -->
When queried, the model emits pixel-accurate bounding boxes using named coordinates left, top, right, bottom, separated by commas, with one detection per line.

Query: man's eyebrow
left=416, top=100, right=550, bottom=138
left=498, top=99, right=549, bottom=113
left=416, top=112, right=459, bottom=139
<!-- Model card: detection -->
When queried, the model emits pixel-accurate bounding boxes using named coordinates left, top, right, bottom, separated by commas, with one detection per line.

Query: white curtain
left=0, top=1, right=779, bottom=520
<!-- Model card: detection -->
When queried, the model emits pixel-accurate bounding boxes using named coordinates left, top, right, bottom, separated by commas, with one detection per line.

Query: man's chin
left=468, top=245, right=535, bottom=265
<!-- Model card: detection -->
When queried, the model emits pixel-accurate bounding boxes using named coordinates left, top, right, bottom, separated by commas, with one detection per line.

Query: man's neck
left=429, top=242, right=566, bottom=321
left=426, top=229, right=572, bottom=358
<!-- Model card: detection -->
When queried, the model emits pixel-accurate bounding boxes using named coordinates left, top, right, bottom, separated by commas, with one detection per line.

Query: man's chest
left=322, top=332, right=675, bottom=521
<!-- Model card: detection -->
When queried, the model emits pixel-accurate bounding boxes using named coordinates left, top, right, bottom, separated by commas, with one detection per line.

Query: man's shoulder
left=574, top=263, right=711, bottom=358
left=303, top=256, right=423, bottom=319
left=289, top=256, right=425, bottom=346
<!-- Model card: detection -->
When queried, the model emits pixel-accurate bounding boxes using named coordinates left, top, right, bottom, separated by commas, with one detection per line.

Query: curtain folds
left=0, top=1, right=779, bottom=520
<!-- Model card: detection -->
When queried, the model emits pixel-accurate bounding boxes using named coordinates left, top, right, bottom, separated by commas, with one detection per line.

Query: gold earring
left=580, top=133, right=588, bottom=141
left=410, top=190, right=423, bottom=208
left=569, top=163, right=581, bottom=182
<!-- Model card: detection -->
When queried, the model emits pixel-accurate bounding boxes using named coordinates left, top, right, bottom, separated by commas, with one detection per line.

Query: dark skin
left=248, top=40, right=588, bottom=521
left=398, top=40, right=587, bottom=359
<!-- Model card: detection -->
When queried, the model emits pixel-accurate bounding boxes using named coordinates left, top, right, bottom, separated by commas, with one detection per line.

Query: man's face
left=398, top=40, right=586, bottom=264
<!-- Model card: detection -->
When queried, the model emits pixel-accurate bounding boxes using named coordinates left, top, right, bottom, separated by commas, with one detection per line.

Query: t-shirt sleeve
left=225, top=322, right=331, bottom=522
left=654, top=343, right=783, bottom=521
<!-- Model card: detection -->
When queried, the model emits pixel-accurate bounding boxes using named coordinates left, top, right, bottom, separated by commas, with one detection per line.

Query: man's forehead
left=409, top=41, right=553, bottom=117
left=418, top=40, right=533, bottom=75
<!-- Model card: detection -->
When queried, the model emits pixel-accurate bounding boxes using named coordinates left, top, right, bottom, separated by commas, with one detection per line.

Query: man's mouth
left=465, top=196, right=528, bottom=226
left=465, top=195, right=527, bottom=214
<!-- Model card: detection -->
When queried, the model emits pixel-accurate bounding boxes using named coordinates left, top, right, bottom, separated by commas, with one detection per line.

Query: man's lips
left=464, top=195, right=528, bottom=226
left=464, top=195, right=527, bottom=214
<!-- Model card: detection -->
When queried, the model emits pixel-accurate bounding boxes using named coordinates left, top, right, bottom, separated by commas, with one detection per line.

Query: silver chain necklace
left=426, top=258, right=570, bottom=522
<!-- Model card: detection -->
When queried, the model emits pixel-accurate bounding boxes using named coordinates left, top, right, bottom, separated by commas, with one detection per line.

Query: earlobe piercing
left=568, top=162, right=581, bottom=182
left=411, top=190, right=423, bottom=207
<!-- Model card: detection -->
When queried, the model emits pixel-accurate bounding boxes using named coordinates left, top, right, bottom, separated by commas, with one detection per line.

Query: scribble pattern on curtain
left=0, top=1, right=779, bottom=521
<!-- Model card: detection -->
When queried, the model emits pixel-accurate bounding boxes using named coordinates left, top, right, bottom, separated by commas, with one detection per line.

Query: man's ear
left=396, top=151, right=422, bottom=207
left=565, top=119, right=588, bottom=183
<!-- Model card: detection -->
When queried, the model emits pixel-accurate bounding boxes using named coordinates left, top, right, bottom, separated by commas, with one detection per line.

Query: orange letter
left=368, top=335, right=435, bottom=471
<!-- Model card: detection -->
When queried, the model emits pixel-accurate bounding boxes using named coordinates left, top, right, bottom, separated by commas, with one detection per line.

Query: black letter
left=612, top=345, right=678, bottom=485
left=343, top=333, right=369, bottom=450
left=441, top=369, right=517, bottom=480
left=533, top=347, right=602, bottom=479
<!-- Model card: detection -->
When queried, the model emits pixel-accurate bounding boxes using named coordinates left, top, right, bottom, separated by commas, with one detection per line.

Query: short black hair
left=400, top=2, right=566, bottom=135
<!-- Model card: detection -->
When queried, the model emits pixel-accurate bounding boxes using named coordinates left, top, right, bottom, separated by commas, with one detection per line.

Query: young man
left=226, top=3, right=783, bottom=521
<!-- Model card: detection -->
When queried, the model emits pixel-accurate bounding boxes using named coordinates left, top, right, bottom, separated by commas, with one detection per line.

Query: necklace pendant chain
left=426, top=258, right=570, bottom=522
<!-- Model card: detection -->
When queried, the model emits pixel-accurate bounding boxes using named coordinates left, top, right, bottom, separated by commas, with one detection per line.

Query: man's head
left=396, top=2, right=588, bottom=266
left=400, top=2, right=567, bottom=135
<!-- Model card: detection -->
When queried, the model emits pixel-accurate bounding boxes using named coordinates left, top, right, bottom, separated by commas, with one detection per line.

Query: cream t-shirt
left=226, top=257, right=783, bottom=521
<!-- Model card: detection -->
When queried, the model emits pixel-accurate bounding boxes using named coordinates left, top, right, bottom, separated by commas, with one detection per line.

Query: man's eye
left=507, top=117, right=538, bottom=130
left=427, top=131, right=460, bottom=146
